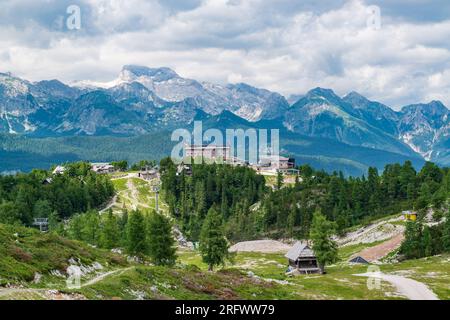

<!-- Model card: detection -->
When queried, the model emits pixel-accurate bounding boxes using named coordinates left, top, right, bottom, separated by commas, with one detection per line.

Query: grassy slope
left=177, top=249, right=450, bottom=300
left=76, top=266, right=299, bottom=300
left=1, top=177, right=448, bottom=300
left=0, top=223, right=127, bottom=286
left=0, top=224, right=303, bottom=300
left=111, top=177, right=167, bottom=213
left=1, top=222, right=448, bottom=300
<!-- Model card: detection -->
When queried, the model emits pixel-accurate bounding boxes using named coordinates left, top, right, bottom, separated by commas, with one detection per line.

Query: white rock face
left=101, top=65, right=289, bottom=121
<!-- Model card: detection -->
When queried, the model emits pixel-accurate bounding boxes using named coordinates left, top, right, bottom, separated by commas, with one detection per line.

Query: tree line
left=0, top=162, right=114, bottom=226
left=260, top=161, right=449, bottom=240
left=160, top=159, right=449, bottom=242
left=61, top=209, right=178, bottom=266
left=160, top=157, right=267, bottom=242
left=400, top=209, right=450, bottom=259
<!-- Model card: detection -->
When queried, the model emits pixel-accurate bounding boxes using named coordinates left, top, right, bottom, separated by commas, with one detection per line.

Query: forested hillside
left=160, top=158, right=267, bottom=241
left=0, top=162, right=114, bottom=226
left=161, top=159, right=450, bottom=242
left=0, top=132, right=173, bottom=173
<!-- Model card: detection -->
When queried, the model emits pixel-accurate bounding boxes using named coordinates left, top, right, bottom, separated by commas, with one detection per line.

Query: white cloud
left=0, top=0, right=449, bottom=109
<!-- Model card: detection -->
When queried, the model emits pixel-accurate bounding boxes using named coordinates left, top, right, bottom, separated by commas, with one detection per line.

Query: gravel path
left=355, top=272, right=439, bottom=300
left=99, top=194, right=118, bottom=213
left=356, top=233, right=405, bottom=262
left=230, top=240, right=291, bottom=253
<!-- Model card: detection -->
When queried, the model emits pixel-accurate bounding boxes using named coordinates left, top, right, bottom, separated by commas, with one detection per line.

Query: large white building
left=182, top=144, right=295, bottom=173
left=184, top=144, right=231, bottom=162
left=91, top=163, right=115, bottom=174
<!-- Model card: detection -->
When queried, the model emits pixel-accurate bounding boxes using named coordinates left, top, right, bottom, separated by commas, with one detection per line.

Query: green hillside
left=0, top=223, right=126, bottom=285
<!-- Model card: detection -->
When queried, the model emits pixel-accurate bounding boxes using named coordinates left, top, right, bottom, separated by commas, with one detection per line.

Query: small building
left=257, top=155, right=296, bottom=173
left=285, top=241, right=321, bottom=274
left=403, top=210, right=417, bottom=221
left=349, top=256, right=369, bottom=264
left=91, top=163, right=115, bottom=174
left=138, top=168, right=158, bottom=180
left=42, top=177, right=53, bottom=185
left=52, top=166, right=66, bottom=175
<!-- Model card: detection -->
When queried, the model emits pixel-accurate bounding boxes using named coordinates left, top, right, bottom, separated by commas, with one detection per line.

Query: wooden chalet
left=285, top=242, right=321, bottom=274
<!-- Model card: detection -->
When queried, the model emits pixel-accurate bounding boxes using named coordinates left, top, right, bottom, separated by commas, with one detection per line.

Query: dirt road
left=355, top=272, right=439, bottom=300
left=356, top=233, right=404, bottom=262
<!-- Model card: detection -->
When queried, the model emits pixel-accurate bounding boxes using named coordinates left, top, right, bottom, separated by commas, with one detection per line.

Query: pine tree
left=0, top=201, right=21, bottom=225
left=48, top=211, right=61, bottom=233
left=276, top=170, right=284, bottom=190
left=443, top=209, right=450, bottom=252
left=33, top=199, right=52, bottom=219
left=82, top=210, right=100, bottom=245
left=100, top=210, right=120, bottom=249
left=400, top=221, right=423, bottom=258
left=287, top=206, right=296, bottom=238
left=118, top=209, right=129, bottom=247
left=126, top=210, right=147, bottom=255
left=146, top=212, right=177, bottom=266
left=199, top=207, right=231, bottom=271
left=68, top=214, right=84, bottom=241
left=310, top=209, right=338, bottom=273
left=422, top=226, right=433, bottom=257
left=221, top=182, right=229, bottom=219
left=416, top=183, right=432, bottom=209
left=195, top=181, right=207, bottom=217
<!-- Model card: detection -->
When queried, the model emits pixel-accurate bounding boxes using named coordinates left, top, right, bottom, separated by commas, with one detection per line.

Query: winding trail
left=81, top=267, right=133, bottom=287
left=355, top=272, right=439, bottom=300
left=0, top=267, right=134, bottom=299
left=99, top=195, right=118, bottom=213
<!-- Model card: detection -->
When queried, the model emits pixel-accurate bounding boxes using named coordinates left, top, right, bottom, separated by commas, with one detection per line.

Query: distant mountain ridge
left=0, top=65, right=449, bottom=171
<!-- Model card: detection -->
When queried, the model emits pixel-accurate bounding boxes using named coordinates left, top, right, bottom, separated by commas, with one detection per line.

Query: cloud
left=0, top=0, right=449, bottom=109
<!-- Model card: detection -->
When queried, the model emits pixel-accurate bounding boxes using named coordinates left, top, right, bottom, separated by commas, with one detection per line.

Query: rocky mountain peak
left=120, top=65, right=179, bottom=83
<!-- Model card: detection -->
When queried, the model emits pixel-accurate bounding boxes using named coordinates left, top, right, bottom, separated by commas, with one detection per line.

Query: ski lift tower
left=33, top=218, right=49, bottom=232
left=151, top=181, right=161, bottom=213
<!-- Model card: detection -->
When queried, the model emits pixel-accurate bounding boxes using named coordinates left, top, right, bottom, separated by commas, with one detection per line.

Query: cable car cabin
left=285, top=242, right=321, bottom=274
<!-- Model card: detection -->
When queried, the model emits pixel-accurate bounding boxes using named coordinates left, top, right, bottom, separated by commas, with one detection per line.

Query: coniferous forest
left=0, top=162, right=114, bottom=226
left=0, top=158, right=448, bottom=262
left=160, top=159, right=450, bottom=243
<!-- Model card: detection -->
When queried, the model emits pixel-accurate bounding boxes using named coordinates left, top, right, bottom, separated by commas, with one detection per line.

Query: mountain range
left=0, top=65, right=449, bottom=174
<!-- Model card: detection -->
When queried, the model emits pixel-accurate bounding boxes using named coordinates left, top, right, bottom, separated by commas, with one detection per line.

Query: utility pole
left=152, top=183, right=161, bottom=213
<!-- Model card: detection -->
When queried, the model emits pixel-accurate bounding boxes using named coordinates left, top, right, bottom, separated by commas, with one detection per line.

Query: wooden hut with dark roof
left=285, top=242, right=321, bottom=274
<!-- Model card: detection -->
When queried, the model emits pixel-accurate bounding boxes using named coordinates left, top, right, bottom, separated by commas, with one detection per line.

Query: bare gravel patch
left=230, top=240, right=291, bottom=253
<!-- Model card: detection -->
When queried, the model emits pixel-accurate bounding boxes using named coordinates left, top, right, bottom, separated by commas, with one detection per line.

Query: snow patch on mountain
left=401, top=132, right=432, bottom=161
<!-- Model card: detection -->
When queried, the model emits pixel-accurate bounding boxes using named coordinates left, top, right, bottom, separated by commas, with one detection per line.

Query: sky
left=0, top=0, right=449, bottom=109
